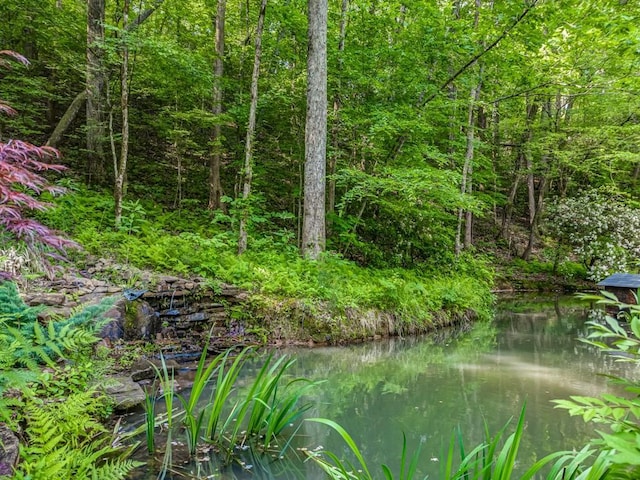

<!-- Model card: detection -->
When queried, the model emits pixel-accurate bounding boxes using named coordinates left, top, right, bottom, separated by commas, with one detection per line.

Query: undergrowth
left=38, top=187, right=494, bottom=322
left=0, top=281, right=138, bottom=479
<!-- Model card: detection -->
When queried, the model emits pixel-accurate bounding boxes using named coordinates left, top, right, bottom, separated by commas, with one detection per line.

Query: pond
left=129, top=295, right=636, bottom=479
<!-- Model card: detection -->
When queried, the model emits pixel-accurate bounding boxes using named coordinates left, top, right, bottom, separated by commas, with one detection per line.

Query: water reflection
left=129, top=296, right=634, bottom=479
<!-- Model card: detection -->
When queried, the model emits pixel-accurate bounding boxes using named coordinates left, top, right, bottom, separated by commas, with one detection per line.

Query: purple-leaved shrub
left=0, top=50, right=77, bottom=276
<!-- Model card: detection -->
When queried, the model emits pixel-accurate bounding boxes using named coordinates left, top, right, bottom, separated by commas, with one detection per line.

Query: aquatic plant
left=147, top=346, right=320, bottom=469
left=306, top=405, right=611, bottom=480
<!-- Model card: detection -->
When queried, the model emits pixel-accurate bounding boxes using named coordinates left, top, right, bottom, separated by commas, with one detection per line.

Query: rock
left=25, top=293, right=66, bottom=306
left=184, top=312, right=208, bottom=322
left=100, top=298, right=127, bottom=340
left=130, top=358, right=179, bottom=382
left=0, top=425, right=19, bottom=476
left=104, top=375, right=147, bottom=410
left=159, top=275, right=180, bottom=284
left=124, top=300, right=159, bottom=341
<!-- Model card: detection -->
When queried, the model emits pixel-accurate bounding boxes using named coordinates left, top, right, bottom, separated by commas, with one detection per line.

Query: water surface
left=132, top=296, right=635, bottom=479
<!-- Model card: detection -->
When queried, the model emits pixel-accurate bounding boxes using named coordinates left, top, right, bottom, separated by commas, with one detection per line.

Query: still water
left=132, top=296, right=637, bottom=479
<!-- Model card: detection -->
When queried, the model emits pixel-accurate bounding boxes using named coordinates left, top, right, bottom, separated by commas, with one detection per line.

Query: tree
left=86, top=0, right=106, bottom=184
left=208, top=0, right=226, bottom=211
left=238, top=0, right=268, bottom=255
left=113, top=0, right=131, bottom=229
left=301, top=0, right=328, bottom=259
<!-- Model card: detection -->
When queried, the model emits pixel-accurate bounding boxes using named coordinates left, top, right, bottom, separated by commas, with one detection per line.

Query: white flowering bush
left=547, top=191, right=640, bottom=281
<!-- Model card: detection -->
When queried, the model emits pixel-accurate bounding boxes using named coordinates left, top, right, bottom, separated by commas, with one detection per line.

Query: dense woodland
left=6, top=2, right=640, bottom=478
left=2, top=0, right=640, bottom=283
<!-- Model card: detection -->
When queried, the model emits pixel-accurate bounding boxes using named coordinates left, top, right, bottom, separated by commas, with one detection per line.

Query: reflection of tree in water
left=269, top=297, right=630, bottom=479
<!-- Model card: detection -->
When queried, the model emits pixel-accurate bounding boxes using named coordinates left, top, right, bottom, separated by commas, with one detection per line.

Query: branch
left=46, top=90, right=88, bottom=147
left=127, top=0, right=165, bottom=32
left=421, top=0, right=540, bottom=106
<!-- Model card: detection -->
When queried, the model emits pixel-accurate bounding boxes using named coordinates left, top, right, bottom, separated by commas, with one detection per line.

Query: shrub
left=546, top=190, right=640, bottom=281
left=0, top=50, right=76, bottom=277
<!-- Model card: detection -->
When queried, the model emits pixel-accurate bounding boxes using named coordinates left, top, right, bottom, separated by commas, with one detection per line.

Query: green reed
left=306, top=404, right=612, bottom=480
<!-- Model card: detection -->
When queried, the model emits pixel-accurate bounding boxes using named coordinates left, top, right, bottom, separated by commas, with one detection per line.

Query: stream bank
left=20, top=258, right=478, bottom=350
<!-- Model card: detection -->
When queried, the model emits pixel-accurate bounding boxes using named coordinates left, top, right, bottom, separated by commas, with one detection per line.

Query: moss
left=247, top=293, right=479, bottom=345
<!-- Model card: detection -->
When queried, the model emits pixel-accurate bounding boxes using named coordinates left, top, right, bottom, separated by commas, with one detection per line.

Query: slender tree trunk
left=301, top=0, right=328, bottom=259
left=208, top=0, right=226, bottom=211
left=499, top=167, right=521, bottom=239
left=114, top=0, right=130, bottom=229
left=238, top=0, right=268, bottom=255
left=86, top=0, right=106, bottom=184
left=328, top=0, right=348, bottom=217
left=455, top=82, right=481, bottom=255
left=455, top=1, right=483, bottom=255
left=523, top=165, right=548, bottom=260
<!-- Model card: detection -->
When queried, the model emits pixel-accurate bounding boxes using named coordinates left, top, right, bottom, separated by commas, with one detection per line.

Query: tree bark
left=114, top=0, right=130, bottom=229
left=238, top=0, right=268, bottom=255
left=328, top=0, right=348, bottom=217
left=455, top=82, right=481, bottom=255
left=301, top=0, right=328, bottom=259
left=455, top=0, right=482, bottom=255
left=522, top=168, right=548, bottom=260
left=46, top=90, right=87, bottom=147
left=86, top=0, right=106, bottom=184
left=208, top=0, right=226, bottom=211
left=48, top=1, right=164, bottom=152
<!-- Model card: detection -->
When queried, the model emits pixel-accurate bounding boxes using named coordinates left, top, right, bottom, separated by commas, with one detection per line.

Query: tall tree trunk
left=328, top=0, right=348, bottom=217
left=301, top=0, right=328, bottom=259
left=208, top=0, right=226, bottom=211
left=114, top=0, right=130, bottom=229
left=86, top=0, right=106, bottom=184
left=238, top=0, right=268, bottom=255
left=455, top=0, right=482, bottom=255
left=48, top=2, right=164, bottom=150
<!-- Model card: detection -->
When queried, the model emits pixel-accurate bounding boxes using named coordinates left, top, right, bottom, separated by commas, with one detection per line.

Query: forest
left=2, top=0, right=639, bottom=288
left=3, top=0, right=640, bottom=478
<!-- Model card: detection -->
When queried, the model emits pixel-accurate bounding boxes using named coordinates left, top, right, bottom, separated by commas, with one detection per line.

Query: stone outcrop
left=19, top=259, right=251, bottom=350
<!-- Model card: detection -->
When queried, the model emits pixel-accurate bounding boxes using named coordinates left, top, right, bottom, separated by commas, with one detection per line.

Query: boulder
left=124, top=300, right=158, bottom=341
left=129, top=358, right=179, bottom=382
left=99, top=298, right=127, bottom=340
left=0, top=425, right=19, bottom=476
left=104, top=375, right=147, bottom=410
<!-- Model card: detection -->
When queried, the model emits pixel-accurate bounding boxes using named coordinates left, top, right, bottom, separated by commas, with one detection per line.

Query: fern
left=16, top=391, right=140, bottom=480
left=0, top=281, right=115, bottom=366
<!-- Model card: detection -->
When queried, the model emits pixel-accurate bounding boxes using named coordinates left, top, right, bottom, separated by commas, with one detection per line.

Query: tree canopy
left=1, top=0, right=639, bottom=276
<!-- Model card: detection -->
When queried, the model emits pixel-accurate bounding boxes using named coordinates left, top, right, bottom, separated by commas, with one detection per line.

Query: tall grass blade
left=307, top=417, right=373, bottom=480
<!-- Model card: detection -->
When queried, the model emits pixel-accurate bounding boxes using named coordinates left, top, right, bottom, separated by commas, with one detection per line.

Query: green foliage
left=551, top=292, right=640, bottom=478
left=0, top=282, right=114, bottom=369
left=0, top=282, right=115, bottom=425
left=0, top=281, right=138, bottom=479
left=41, top=188, right=494, bottom=326
left=14, top=391, right=139, bottom=480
